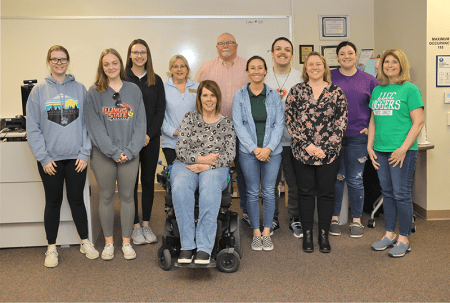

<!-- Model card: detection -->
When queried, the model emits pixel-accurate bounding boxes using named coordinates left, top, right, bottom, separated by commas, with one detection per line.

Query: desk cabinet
left=0, top=141, right=100, bottom=248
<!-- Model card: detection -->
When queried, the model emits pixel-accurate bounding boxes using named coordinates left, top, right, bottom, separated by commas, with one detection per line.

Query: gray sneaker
left=371, top=236, right=397, bottom=251
left=329, top=220, right=341, bottom=236
left=142, top=226, right=157, bottom=244
left=131, top=227, right=146, bottom=245
left=350, top=222, right=364, bottom=238
left=44, top=247, right=58, bottom=268
left=251, top=236, right=263, bottom=251
left=80, top=241, right=99, bottom=259
left=289, top=218, right=303, bottom=238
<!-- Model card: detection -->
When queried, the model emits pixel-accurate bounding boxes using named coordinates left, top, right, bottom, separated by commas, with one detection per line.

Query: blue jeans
left=239, top=151, right=281, bottom=230
left=334, top=135, right=368, bottom=218
left=170, top=161, right=229, bottom=254
left=375, top=150, right=417, bottom=237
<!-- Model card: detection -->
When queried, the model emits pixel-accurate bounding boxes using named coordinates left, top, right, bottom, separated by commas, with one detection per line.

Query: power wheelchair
left=156, top=163, right=242, bottom=273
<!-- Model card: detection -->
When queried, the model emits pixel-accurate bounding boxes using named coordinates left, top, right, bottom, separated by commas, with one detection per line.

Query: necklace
left=273, top=68, right=291, bottom=99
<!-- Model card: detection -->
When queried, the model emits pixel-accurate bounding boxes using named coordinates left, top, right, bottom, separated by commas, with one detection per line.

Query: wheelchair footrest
left=174, top=260, right=217, bottom=268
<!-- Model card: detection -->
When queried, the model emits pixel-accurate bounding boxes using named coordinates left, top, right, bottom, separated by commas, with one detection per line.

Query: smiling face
left=170, top=58, right=188, bottom=82
left=272, top=40, right=293, bottom=68
left=49, top=51, right=69, bottom=77
left=383, top=55, right=401, bottom=83
left=247, top=58, right=267, bottom=85
left=102, top=53, right=121, bottom=81
left=337, top=45, right=357, bottom=71
left=130, top=43, right=148, bottom=68
left=305, top=55, right=325, bottom=82
left=216, top=33, right=238, bottom=61
left=200, top=87, right=218, bottom=115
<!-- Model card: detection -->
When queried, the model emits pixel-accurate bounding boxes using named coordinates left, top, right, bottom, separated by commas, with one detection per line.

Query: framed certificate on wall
left=319, top=15, right=350, bottom=41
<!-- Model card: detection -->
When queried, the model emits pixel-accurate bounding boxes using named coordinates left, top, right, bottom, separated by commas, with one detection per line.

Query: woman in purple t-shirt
left=329, top=42, right=379, bottom=238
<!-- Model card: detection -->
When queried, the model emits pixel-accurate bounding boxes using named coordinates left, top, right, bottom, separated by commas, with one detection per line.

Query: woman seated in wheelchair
left=171, top=80, right=236, bottom=264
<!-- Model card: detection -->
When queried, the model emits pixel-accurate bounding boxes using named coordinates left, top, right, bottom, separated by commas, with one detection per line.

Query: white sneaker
left=44, top=247, right=58, bottom=268
left=122, top=243, right=136, bottom=260
left=80, top=241, right=99, bottom=259
left=142, top=226, right=157, bottom=244
left=101, top=244, right=115, bottom=260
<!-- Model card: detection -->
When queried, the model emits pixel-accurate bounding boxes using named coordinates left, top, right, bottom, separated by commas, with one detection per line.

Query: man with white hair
left=195, top=32, right=249, bottom=222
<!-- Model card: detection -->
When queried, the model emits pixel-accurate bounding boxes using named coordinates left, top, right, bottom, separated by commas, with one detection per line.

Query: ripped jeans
left=334, top=135, right=368, bottom=218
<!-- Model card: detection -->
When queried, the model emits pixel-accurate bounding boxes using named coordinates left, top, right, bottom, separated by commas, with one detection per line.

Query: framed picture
left=319, top=15, right=350, bottom=41
left=320, top=45, right=339, bottom=68
left=299, top=45, right=314, bottom=64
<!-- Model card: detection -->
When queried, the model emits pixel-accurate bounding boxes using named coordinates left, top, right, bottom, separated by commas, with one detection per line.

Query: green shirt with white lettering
left=369, top=81, right=423, bottom=152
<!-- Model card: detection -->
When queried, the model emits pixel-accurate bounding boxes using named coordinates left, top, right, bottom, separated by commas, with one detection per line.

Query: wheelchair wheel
left=216, top=250, right=240, bottom=273
left=233, top=218, right=243, bottom=258
left=157, top=247, right=172, bottom=271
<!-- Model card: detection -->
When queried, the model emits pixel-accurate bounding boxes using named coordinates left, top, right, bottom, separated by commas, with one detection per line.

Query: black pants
left=38, top=159, right=88, bottom=245
left=162, top=148, right=177, bottom=166
left=275, top=146, right=300, bottom=219
left=134, top=136, right=160, bottom=224
left=293, top=155, right=341, bottom=232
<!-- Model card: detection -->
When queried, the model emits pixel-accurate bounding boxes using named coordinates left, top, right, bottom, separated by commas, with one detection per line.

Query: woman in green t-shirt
left=367, top=49, right=424, bottom=258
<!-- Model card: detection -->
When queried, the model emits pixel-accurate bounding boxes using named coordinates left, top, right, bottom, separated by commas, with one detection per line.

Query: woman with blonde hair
left=161, top=54, right=199, bottom=165
left=285, top=51, right=348, bottom=253
left=85, top=48, right=146, bottom=260
left=27, top=45, right=98, bottom=267
left=368, top=49, right=424, bottom=258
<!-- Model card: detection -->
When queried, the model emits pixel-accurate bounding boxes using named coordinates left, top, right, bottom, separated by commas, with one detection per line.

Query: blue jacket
left=232, top=83, right=284, bottom=155
left=161, top=77, right=199, bottom=149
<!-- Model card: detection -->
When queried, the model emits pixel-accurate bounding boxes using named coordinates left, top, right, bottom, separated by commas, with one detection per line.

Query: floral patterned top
left=175, top=111, right=236, bottom=168
left=285, top=82, right=348, bottom=165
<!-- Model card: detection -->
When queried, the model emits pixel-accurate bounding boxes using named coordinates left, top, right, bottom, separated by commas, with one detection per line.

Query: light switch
left=446, top=91, right=450, bottom=104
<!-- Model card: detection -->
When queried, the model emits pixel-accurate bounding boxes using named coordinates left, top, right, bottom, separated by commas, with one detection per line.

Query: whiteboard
left=1, top=16, right=291, bottom=116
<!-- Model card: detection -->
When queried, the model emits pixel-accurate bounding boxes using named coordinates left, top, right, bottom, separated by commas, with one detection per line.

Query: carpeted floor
left=1, top=190, right=449, bottom=302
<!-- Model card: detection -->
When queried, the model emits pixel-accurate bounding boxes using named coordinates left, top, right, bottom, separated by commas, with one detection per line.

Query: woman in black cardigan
left=125, top=39, right=165, bottom=245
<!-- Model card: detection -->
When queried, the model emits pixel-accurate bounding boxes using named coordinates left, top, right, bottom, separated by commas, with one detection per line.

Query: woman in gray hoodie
left=27, top=45, right=99, bottom=268
left=84, top=48, right=146, bottom=261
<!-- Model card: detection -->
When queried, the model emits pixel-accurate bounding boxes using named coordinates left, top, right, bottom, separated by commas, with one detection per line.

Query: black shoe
left=242, top=213, right=251, bottom=227
left=318, top=229, right=331, bottom=253
left=302, top=229, right=314, bottom=253
left=178, top=250, right=194, bottom=263
left=194, top=251, right=210, bottom=264
left=270, top=217, right=280, bottom=235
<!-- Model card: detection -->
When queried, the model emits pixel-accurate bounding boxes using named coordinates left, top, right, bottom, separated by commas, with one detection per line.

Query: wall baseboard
left=414, top=203, right=450, bottom=220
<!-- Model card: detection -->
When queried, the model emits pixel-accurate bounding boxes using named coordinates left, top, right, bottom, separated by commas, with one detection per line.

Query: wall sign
left=429, top=37, right=449, bottom=49
left=436, top=55, right=450, bottom=87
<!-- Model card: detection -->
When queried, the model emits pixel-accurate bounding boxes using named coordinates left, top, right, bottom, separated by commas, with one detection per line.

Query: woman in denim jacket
left=232, top=56, right=284, bottom=252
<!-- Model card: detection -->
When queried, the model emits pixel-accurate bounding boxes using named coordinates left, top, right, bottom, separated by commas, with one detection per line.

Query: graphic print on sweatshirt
left=46, top=94, right=80, bottom=126
left=371, top=92, right=401, bottom=116
left=102, top=103, right=134, bottom=121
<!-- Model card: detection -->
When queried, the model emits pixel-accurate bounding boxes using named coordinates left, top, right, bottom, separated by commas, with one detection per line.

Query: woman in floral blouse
left=171, top=80, right=236, bottom=265
left=285, top=51, right=348, bottom=254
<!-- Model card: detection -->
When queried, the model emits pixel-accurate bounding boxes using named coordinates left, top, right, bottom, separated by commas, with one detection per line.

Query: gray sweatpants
left=90, top=147, right=139, bottom=238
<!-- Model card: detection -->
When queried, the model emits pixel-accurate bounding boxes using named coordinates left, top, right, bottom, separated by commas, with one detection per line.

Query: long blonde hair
left=302, top=51, right=331, bottom=84
left=377, top=49, right=410, bottom=86
left=94, top=48, right=126, bottom=93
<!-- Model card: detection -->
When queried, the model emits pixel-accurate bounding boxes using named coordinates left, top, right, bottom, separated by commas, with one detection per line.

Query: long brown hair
left=125, top=39, right=156, bottom=86
left=94, top=49, right=126, bottom=93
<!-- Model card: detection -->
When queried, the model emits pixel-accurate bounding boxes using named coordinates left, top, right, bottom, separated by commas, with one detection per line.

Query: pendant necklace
left=274, top=68, right=291, bottom=99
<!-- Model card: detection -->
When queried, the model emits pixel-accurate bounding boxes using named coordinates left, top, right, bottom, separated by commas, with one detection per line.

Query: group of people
left=26, top=32, right=423, bottom=268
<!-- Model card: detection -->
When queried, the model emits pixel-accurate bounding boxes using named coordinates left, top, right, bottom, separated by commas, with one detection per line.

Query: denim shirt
left=232, top=83, right=284, bottom=155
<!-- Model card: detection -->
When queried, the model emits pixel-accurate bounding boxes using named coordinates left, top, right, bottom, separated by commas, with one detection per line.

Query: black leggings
left=134, top=136, right=160, bottom=224
left=162, top=148, right=177, bottom=166
left=293, top=155, right=341, bottom=233
left=38, top=159, right=88, bottom=245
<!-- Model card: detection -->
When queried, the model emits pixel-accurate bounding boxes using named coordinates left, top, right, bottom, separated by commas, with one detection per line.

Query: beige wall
left=374, top=0, right=450, bottom=215
left=1, top=0, right=375, bottom=117
left=426, top=0, right=450, bottom=212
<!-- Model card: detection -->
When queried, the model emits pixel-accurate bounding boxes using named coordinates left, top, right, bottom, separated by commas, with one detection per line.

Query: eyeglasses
left=131, top=51, right=147, bottom=56
left=217, top=41, right=236, bottom=46
left=113, top=92, right=122, bottom=108
left=172, top=64, right=186, bottom=69
left=50, top=58, right=68, bottom=64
